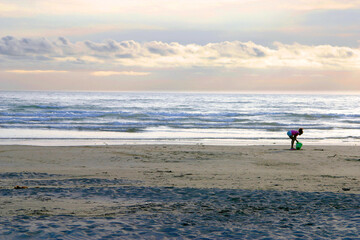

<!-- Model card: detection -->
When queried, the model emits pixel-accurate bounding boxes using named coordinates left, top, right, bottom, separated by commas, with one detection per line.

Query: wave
left=3, top=109, right=359, bottom=119
left=0, top=114, right=342, bottom=123
left=10, top=105, right=67, bottom=111
left=0, top=123, right=338, bottom=132
left=1, top=92, right=360, bottom=138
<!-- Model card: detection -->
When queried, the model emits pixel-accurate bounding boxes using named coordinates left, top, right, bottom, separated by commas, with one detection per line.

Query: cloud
left=1, top=1, right=358, bottom=48
left=1, top=36, right=360, bottom=71
left=84, top=40, right=120, bottom=52
left=274, top=0, right=360, bottom=11
left=91, top=71, right=150, bottom=76
left=0, top=36, right=55, bottom=56
left=2, top=0, right=359, bottom=18
left=6, top=70, right=68, bottom=74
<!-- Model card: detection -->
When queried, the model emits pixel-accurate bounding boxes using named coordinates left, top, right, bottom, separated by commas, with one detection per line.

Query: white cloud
left=1, top=36, right=360, bottom=71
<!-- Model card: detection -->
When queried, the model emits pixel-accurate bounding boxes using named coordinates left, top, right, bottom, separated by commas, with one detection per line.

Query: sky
left=0, top=0, right=360, bottom=92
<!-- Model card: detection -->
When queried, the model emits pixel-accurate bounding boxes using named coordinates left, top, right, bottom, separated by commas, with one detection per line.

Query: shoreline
left=0, top=138, right=359, bottom=147
left=0, top=144, right=359, bottom=194
left=1, top=127, right=360, bottom=147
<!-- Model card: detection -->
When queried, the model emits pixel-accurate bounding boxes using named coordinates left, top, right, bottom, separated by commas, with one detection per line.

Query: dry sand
left=0, top=144, right=359, bottom=193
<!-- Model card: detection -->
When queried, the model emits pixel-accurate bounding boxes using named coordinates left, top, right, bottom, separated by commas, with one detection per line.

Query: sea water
left=0, top=91, right=360, bottom=145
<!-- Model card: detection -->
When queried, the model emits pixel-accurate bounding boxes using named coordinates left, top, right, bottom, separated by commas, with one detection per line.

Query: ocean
left=0, top=91, right=360, bottom=146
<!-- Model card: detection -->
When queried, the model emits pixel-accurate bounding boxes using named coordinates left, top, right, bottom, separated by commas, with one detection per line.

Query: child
left=287, top=128, right=303, bottom=150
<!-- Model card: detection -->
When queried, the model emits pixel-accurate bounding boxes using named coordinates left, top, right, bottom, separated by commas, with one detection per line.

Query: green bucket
left=296, top=142, right=303, bottom=150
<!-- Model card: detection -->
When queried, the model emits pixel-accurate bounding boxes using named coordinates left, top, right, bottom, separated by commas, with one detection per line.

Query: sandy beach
left=0, top=144, right=359, bottom=239
left=0, top=144, right=359, bottom=193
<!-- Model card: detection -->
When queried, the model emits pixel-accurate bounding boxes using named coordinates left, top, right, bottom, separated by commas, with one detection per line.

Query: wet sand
left=0, top=145, right=359, bottom=193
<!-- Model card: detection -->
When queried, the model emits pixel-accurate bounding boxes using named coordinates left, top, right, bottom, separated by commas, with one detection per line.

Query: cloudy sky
left=1, top=0, right=360, bottom=92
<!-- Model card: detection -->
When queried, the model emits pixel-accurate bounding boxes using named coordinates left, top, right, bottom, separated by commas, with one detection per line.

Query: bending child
left=287, top=128, right=303, bottom=150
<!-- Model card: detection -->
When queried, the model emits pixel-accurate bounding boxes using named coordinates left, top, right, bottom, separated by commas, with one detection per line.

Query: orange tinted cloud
left=91, top=71, right=150, bottom=76
left=6, top=70, right=68, bottom=74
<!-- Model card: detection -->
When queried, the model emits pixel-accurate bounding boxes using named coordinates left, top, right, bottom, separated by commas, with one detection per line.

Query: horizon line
left=1, top=90, right=360, bottom=95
